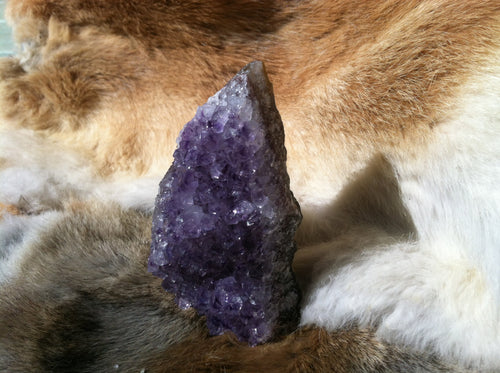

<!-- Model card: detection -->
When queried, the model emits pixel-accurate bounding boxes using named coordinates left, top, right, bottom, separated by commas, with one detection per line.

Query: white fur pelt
left=300, top=66, right=500, bottom=369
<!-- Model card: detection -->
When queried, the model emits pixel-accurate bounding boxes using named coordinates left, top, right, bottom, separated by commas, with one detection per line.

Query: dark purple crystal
left=148, top=61, right=301, bottom=346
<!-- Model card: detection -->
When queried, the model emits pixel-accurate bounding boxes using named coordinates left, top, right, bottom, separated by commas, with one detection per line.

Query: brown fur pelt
left=0, top=203, right=463, bottom=373
left=1, top=0, right=500, bottom=372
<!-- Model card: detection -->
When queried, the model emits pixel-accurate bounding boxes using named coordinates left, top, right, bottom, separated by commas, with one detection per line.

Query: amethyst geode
left=148, top=61, right=301, bottom=345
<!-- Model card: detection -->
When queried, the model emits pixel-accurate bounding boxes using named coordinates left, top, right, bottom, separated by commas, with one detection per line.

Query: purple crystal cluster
left=148, top=61, right=301, bottom=346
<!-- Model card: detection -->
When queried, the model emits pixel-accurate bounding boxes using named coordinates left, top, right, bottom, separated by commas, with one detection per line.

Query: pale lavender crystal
left=148, top=61, right=301, bottom=346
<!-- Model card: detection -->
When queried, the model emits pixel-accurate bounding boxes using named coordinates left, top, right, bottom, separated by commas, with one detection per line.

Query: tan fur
left=2, top=1, right=499, bottom=178
left=157, top=327, right=466, bottom=373
left=1, top=0, right=500, bottom=371
left=0, top=202, right=19, bottom=217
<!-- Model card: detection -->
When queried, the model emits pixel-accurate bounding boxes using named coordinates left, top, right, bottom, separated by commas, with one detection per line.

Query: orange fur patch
left=2, top=1, right=499, bottom=178
left=0, top=202, right=20, bottom=217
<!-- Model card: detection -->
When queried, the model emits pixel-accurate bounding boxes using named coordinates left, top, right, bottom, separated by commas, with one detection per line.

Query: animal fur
left=0, top=203, right=465, bottom=372
left=0, top=0, right=499, bottom=371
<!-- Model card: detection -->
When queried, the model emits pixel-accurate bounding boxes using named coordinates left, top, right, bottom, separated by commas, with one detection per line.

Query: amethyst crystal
left=148, top=61, right=301, bottom=346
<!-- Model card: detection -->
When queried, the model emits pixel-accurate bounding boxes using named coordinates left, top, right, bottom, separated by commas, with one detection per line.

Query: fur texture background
left=0, top=0, right=499, bottom=371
